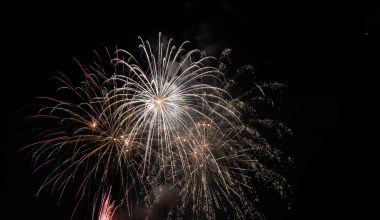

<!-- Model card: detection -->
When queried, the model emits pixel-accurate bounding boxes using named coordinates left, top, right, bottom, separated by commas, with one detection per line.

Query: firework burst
left=21, top=33, right=291, bottom=219
left=98, top=187, right=117, bottom=220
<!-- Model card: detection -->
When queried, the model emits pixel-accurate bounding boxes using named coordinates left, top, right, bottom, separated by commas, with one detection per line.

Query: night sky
left=1, top=1, right=379, bottom=219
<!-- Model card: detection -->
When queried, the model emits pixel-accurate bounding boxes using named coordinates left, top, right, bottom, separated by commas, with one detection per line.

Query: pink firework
left=98, top=188, right=117, bottom=220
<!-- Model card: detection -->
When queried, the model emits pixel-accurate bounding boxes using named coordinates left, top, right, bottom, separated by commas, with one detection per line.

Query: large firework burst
left=21, top=33, right=291, bottom=219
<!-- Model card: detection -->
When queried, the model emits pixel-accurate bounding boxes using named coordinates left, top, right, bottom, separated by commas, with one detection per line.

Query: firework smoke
left=21, top=33, right=291, bottom=219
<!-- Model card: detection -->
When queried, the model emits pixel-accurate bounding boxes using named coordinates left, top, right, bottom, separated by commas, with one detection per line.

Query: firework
left=98, top=187, right=117, bottom=220
left=22, top=33, right=291, bottom=219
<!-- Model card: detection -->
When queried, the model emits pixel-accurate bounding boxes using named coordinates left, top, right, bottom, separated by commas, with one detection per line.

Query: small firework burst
left=98, top=187, right=117, bottom=220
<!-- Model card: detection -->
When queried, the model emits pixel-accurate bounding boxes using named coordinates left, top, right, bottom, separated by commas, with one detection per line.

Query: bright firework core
left=154, top=97, right=164, bottom=106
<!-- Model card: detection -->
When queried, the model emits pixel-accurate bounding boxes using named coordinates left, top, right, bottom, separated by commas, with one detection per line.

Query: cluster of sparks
left=98, top=188, right=117, bottom=220
left=22, top=33, right=291, bottom=219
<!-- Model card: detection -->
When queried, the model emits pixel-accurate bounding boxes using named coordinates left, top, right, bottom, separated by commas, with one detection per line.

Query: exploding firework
left=21, top=33, right=291, bottom=219
left=98, top=187, right=117, bottom=220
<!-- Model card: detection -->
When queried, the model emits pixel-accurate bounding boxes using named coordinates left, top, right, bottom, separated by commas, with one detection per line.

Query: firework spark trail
left=98, top=187, right=117, bottom=220
left=22, top=33, right=291, bottom=219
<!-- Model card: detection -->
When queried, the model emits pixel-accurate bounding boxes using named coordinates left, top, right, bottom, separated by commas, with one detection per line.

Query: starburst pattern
left=21, top=33, right=291, bottom=219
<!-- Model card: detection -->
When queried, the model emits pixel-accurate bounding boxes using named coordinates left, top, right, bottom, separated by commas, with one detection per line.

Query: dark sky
left=1, top=0, right=379, bottom=219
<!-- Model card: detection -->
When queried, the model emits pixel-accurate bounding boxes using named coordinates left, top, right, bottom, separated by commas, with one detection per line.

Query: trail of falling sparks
left=21, top=33, right=292, bottom=219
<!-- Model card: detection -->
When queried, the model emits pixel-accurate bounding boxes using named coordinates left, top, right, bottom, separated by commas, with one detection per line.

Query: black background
left=1, top=0, right=379, bottom=219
